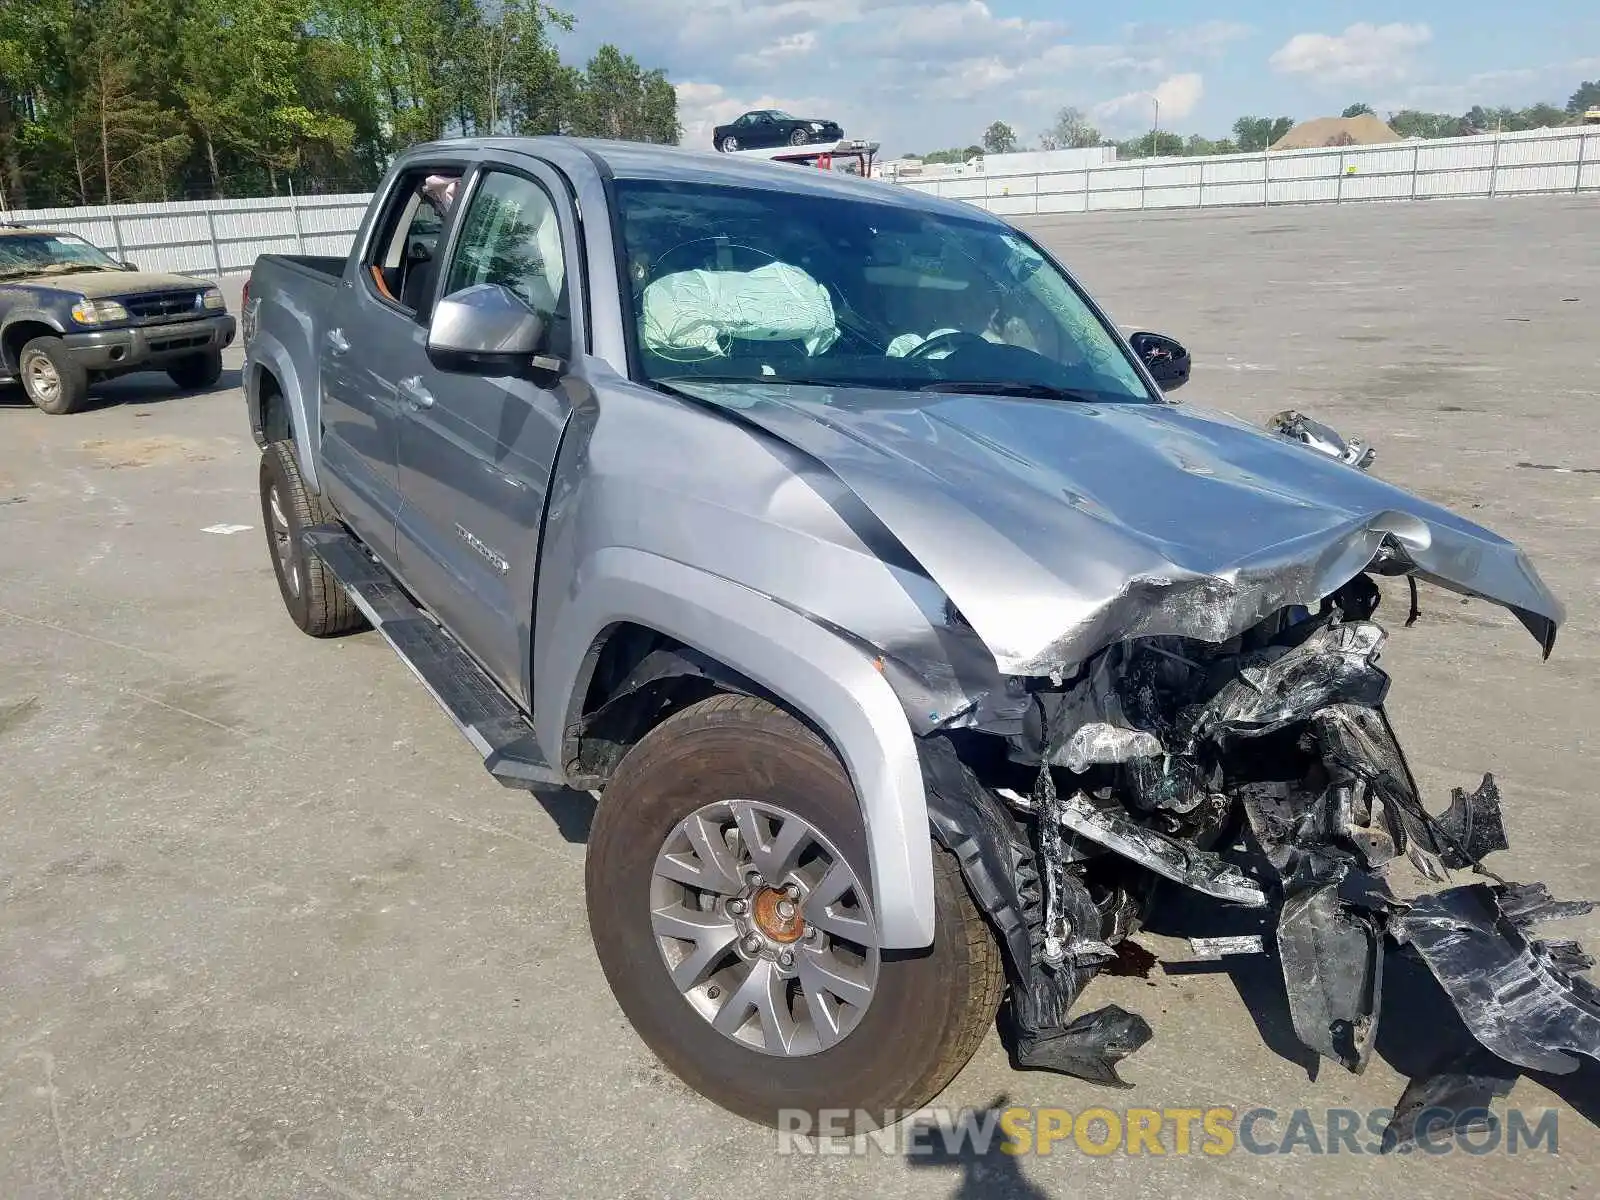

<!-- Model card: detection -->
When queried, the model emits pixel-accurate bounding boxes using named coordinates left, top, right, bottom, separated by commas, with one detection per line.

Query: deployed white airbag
left=641, top=262, right=840, bottom=358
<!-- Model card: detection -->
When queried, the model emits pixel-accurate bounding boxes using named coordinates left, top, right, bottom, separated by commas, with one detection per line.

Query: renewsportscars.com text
left=776, top=1105, right=1562, bottom=1157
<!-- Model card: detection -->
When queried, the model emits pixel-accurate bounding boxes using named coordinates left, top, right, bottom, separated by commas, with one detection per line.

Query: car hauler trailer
left=725, top=138, right=880, bottom=176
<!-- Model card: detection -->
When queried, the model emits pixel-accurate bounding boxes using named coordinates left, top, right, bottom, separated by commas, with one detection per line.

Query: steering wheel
left=905, top=330, right=991, bottom=360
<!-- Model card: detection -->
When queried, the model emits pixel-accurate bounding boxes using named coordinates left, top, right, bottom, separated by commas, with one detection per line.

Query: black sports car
left=712, top=110, right=844, bottom=153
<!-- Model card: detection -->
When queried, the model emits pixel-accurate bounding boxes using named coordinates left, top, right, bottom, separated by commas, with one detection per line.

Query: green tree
left=1341, top=102, right=1374, bottom=118
left=1232, top=115, right=1294, bottom=151
left=1040, top=105, right=1100, bottom=150
left=1566, top=80, right=1600, bottom=115
left=1389, top=109, right=1466, bottom=139
left=568, top=44, right=679, bottom=143
left=920, top=146, right=980, bottom=165
left=981, top=120, right=1017, bottom=154
left=1118, top=130, right=1184, bottom=158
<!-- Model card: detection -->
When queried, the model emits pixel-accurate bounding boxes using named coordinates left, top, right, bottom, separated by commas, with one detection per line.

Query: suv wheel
left=258, top=440, right=366, bottom=637
left=720, top=135, right=739, bottom=152
left=168, top=349, right=224, bottom=391
left=18, top=336, right=90, bottom=415
left=587, top=694, right=1003, bottom=1130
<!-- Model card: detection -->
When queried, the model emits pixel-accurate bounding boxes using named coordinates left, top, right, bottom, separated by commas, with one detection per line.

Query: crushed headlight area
left=922, top=574, right=1598, bottom=1149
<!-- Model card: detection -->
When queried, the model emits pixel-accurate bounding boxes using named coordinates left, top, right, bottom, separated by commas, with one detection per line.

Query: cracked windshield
left=616, top=179, right=1155, bottom=403
left=0, top=232, right=122, bottom=279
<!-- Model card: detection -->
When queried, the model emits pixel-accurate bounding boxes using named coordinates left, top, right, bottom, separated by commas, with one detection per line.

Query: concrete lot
left=2, top=193, right=1598, bottom=1199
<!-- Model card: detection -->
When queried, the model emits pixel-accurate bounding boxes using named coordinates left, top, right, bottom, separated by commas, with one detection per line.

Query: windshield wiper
left=918, top=379, right=1099, bottom=402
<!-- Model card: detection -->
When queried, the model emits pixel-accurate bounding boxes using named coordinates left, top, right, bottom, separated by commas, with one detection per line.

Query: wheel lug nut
left=778, top=949, right=795, bottom=969
left=740, top=935, right=763, bottom=956
left=727, top=898, right=748, bottom=915
left=784, top=882, right=801, bottom=901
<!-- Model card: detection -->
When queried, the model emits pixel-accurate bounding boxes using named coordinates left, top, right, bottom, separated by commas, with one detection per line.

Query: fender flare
left=1, top=310, right=69, bottom=371
left=245, top=330, right=321, bottom=493
left=534, top=546, right=936, bottom=949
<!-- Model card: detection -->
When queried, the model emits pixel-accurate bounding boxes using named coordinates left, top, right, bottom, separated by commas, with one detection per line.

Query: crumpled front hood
left=672, top=382, right=1564, bottom=674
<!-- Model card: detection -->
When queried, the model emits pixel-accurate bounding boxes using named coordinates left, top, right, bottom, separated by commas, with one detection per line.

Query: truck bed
left=255, top=254, right=345, bottom=283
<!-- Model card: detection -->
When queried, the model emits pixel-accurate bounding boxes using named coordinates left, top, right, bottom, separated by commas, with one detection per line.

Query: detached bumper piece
left=1393, top=883, right=1600, bottom=1076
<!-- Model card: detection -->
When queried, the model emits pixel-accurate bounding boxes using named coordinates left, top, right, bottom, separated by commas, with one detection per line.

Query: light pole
left=1151, top=96, right=1160, bottom=157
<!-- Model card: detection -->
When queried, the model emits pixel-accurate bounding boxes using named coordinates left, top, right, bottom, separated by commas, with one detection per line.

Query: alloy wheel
left=649, top=798, right=880, bottom=1056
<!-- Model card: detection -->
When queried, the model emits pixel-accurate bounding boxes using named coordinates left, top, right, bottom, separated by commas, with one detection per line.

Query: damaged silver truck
left=242, top=137, right=1597, bottom=1137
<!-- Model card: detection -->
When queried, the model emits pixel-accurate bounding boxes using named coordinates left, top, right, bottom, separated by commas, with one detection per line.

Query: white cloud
left=569, top=2, right=1243, bottom=152
left=878, top=1, right=1064, bottom=60
left=1270, top=23, right=1432, bottom=84
left=1092, top=73, right=1205, bottom=130
left=1385, top=53, right=1600, bottom=115
left=735, top=31, right=819, bottom=71
left=1122, top=20, right=1251, bottom=56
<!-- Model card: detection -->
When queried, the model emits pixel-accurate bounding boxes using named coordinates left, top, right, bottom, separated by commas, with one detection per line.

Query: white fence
left=900, top=125, right=1600, bottom=216
left=1, top=192, right=371, bottom=277
left=3, top=126, right=1597, bottom=274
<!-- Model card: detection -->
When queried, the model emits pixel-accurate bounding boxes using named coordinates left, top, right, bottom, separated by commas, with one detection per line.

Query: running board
left=302, top=524, right=563, bottom=789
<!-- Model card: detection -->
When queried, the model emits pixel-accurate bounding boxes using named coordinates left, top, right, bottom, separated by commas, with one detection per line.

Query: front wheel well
left=564, top=622, right=831, bottom=789
left=2, top=321, right=60, bottom=374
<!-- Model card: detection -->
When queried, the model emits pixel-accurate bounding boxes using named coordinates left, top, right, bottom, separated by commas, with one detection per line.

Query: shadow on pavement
left=905, top=1095, right=1050, bottom=1200
left=0, top=368, right=241, bottom=412
left=529, top=786, right=596, bottom=843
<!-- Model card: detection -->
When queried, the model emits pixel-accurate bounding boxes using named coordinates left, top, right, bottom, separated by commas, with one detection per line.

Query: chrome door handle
left=398, top=376, right=434, bottom=410
left=326, top=328, right=350, bottom=354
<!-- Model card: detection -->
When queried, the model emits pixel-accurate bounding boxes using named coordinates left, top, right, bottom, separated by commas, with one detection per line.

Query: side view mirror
left=426, top=283, right=555, bottom=375
left=1129, top=331, right=1191, bottom=392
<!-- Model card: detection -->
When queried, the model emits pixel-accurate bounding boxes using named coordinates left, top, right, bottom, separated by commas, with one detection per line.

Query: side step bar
left=303, top=524, right=564, bottom=789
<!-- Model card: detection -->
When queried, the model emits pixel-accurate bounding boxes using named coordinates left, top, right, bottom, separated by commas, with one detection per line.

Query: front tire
left=587, top=695, right=1003, bottom=1130
left=719, top=135, right=739, bottom=153
left=168, top=349, right=224, bottom=391
left=19, top=336, right=89, bottom=415
left=258, top=440, right=366, bottom=637
left=788, top=128, right=810, bottom=146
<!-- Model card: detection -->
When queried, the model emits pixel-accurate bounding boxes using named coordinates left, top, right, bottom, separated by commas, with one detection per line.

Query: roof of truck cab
left=0, top=226, right=71, bottom=238
left=396, top=136, right=998, bottom=222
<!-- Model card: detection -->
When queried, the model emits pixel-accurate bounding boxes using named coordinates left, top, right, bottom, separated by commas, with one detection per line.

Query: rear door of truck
left=319, top=152, right=475, bottom=560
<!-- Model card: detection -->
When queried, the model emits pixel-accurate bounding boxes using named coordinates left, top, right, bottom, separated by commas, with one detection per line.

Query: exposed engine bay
left=914, top=423, right=1598, bottom=1145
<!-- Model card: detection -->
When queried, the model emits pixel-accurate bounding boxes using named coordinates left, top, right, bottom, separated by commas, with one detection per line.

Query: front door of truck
left=319, top=159, right=471, bottom=563
left=394, top=161, right=583, bottom=704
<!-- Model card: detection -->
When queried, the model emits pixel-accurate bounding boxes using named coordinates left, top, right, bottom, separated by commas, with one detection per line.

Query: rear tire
left=18, top=336, right=89, bottom=415
left=587, top=694, right=1003, bottom=1131
left=168, top=349, right=224, bottom=391
left=258, top=440, right=366, bottom=637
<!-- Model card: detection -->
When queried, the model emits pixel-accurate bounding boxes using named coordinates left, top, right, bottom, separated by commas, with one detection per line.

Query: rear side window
left=362, top=167, right=464, bottom=315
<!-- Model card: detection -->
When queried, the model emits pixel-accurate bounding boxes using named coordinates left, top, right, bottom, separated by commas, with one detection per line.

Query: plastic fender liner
left=1392, top=882, right=1600, bottom=1076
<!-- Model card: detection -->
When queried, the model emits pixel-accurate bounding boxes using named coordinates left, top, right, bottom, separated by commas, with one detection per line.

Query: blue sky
left=559, top=2, right=1600, bottom=153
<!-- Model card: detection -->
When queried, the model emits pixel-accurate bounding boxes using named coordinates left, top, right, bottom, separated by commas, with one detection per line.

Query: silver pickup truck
left=243, top=137, right=1597, bottom=1137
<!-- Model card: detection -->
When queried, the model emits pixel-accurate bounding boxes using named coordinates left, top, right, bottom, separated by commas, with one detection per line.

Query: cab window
left=362, top=168, right=463, bottom=314
left=442, top=170, right=570, bottom=357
